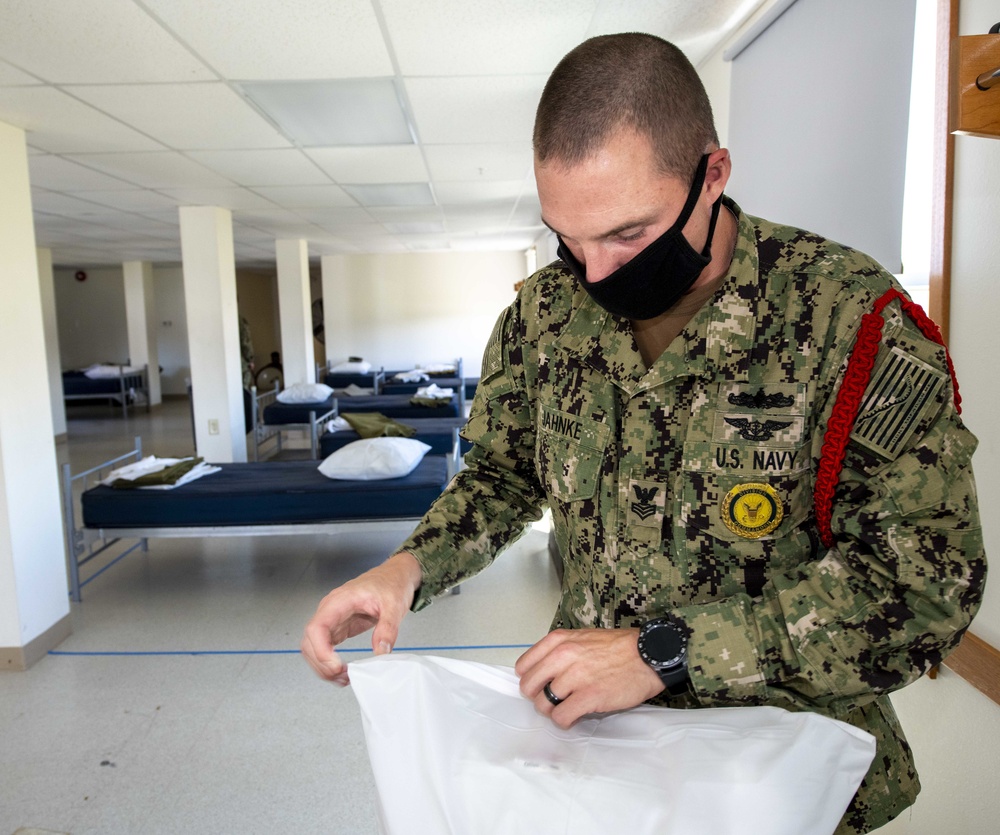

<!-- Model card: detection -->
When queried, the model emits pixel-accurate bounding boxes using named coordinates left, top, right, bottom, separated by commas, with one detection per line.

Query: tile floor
left=1, top=399, right=559, bottom=834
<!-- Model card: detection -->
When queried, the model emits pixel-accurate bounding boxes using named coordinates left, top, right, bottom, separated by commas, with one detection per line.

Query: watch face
left=641, top=621, right=685, bottom=667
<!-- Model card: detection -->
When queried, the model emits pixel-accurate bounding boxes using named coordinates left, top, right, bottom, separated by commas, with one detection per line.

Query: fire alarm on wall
left=74, top=270, right=87, bottom=282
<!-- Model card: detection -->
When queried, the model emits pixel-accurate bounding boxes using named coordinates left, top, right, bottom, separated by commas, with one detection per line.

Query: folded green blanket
left=112, top=457, right=204, bottom=489
left=342, top=412, right=416, bottom=439
left=410, top=396, right=451, bottom=408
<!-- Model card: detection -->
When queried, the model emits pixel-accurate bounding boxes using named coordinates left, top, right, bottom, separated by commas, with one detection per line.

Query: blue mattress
left=382, top=375, right=463, bottom=395
left=335, top=393, right=459, bottom=418
left=81, top=456, right=449, bottom=528
left=320, top=417, right=471, bottom=457
left=322, top=370, right=381, bottom=389
left=262, top=397, right=336, bottom=425
left=63, top=370, right=140, bottom=396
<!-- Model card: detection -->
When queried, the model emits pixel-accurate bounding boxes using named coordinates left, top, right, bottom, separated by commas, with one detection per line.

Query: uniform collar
left=556, top=196, right=760, bottom=395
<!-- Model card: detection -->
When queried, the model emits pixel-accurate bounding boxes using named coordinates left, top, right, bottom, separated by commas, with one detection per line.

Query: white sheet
left=351, top=654, right=876, bottom=835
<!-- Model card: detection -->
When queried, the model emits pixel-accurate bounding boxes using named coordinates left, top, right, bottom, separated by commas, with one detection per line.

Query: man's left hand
left=515, top=628, right=666, bottom=728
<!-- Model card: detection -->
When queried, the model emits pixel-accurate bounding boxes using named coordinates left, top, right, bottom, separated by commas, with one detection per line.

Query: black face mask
left=557, top=153, right=722, bottom=320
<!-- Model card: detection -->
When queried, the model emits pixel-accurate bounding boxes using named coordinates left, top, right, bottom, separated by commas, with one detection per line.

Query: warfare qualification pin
left=722, top=482, right=784, bottom=539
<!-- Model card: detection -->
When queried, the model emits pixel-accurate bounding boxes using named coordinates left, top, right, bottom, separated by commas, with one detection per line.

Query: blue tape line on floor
left=49, top=643, right=534, bottom=657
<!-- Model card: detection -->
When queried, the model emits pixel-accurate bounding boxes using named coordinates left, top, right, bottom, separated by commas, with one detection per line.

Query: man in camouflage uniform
left=302, top=34, right=986, bottom=833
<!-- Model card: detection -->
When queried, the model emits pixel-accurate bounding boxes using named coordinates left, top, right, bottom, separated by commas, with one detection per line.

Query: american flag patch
left=482, top=306, right=510, bottom=381
left=850, top=346, right=946, bottom=459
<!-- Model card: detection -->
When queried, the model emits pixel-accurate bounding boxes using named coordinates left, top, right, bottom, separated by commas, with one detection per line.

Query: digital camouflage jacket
left=399, top=197, right=986, bottom=833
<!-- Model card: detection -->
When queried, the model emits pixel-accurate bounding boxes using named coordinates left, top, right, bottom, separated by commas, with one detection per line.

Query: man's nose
left=578, top=247, right=621, bottom=284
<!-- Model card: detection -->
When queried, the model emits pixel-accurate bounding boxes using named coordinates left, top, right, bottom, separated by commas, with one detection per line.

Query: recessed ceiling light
left=343, top=183, right=435, bottom=207
left=238, top=79, right=415, bottom=146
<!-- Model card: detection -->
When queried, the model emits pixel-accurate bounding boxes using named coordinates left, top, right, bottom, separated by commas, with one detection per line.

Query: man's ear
left=704, top=148, right=731, bottom=201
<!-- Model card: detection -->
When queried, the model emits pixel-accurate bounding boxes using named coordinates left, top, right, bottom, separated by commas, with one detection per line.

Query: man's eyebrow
left=540, top=215, right=658, bottom=240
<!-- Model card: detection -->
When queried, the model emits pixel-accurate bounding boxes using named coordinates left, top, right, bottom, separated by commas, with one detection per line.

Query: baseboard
left=0, top=614, right=73, bottom=672
left=943, top=631, right=1000, bottom=707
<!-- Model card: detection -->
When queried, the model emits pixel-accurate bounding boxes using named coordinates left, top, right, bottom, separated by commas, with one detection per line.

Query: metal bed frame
left=61, top=435, right=464, bottom=602
left=63, top=364, right=151, bottom=420
left=250, top=381, right=337, bottom=460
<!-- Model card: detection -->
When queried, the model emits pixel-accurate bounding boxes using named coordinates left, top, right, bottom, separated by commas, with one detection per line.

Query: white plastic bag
left=350, top=654, right=875, bottom=835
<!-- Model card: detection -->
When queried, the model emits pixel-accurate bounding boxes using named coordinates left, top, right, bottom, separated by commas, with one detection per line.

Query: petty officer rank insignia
left=722, top=482, right=784, bottom=539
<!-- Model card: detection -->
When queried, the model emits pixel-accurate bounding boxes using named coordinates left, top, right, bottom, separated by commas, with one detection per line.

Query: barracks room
left=2, top=0, right=999, bottom=833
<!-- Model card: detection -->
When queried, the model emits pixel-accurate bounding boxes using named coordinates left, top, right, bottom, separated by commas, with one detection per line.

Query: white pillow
left=330, top=360, right=372, bottom=374
left=318, top=438, right=431, bottom=481
left=277, top=382, right=335, bottom=403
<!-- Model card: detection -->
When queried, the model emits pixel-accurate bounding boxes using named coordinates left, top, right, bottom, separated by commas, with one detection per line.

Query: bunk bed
left=381, top=359, right=464, bottom=396
left=333, top=390, right=462, bottom=419
left=62, top=364, right=150, bottom=419
left=320, top=361, right=386, bottom=391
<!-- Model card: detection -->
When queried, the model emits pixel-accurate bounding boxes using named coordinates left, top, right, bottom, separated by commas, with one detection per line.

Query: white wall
left=323, top=250, right=523, bottom=376
left=701, top=2, right=1000, bottom=832
left=948, top=3, right=1000, bottom=652
left=54, top=265, right=193, bottom=396
left=54, top=266, right=129, bottom=369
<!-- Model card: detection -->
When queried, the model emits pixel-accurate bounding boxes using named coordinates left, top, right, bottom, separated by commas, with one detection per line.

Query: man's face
left=536, top=130, right=699, bottom=285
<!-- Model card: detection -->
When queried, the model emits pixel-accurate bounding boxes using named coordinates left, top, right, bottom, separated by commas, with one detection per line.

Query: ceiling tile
left=435, top=181, right=530, bottom=205
left=342, top=183, right=434, bottom=208
left=295, top=208, right=377, bottom=227
left=0, top=59, right=40, bottom=85
left=0, top=87, right=166, bottom=154
left=68, top=189, right=181, bottom=212
left=156, top=187, right=280, bottom=210
left=68, top=83, right=293, bottom=151
left=306, top=146, right=428, bottom=184
left=423, top=143, right=533, bottom=182
left=0, top=0, right=215, bottom=83
left=28, top=156, right=137, bottom=191
left=142, top=0, right=393, bottom=79
left=382, top=0, right=596, bottom=76
left=186, top=149, right=333, bottom=186
left=251, top=185, right=357, bottom=209
left=62, top=152, right=235, bottom=189
left=406, top=76, right=547, bottom=144
left=585, top=0, right=759, bottom=64
left=364, top=206, right=444, bottom=224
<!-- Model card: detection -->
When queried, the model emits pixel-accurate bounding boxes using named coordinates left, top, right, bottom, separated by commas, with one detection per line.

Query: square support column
left=37, top=247, right=68, bottom=438
left=123, top=260, right=162, bottom=406
left=276, top=239, right=315, bottom=385
left=0, top=121, right=72, bottom=669
left=179, top=206, right=246, bottom=463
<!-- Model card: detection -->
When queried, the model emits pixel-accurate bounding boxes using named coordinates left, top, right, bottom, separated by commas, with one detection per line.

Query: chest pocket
left=680, top=450, right=812, bottom=544
left=536, top=405, right=610, bottom=502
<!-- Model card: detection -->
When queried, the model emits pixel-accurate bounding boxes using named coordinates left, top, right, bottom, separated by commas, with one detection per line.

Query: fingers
left=300, top=554, right=422, bottom=684
left=516, top=630, right=577, bottom=722
left=515, top=627, right=658, bottom=728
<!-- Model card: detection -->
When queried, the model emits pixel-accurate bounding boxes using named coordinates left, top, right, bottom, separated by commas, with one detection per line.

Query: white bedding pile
left=100, top=455, right=221, bottom=489
left=82, top=363, right=142, bottom=378
left=415, top=384, right=454, bottom=400
left=393, top=370, right=430, bottom=383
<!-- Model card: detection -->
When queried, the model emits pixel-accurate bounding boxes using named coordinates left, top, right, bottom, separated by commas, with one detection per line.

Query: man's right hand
left=300, top=551, right=423, bottom=685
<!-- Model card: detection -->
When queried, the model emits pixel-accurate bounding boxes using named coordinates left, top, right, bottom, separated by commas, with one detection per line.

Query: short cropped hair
left=533, top=33, right=719, bottom=180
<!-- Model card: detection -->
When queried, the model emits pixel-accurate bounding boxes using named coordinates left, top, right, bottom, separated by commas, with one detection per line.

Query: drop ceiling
left=0, top=0, right=764, bottom=268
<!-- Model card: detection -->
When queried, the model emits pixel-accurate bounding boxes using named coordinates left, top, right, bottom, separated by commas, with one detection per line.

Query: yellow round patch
left=722, top=482, right=784, bottom=539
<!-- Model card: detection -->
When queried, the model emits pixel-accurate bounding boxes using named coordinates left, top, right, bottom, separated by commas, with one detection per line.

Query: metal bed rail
left=250, top=381, right=337, bottom=460
left=61, top=435, right=148, bottom=602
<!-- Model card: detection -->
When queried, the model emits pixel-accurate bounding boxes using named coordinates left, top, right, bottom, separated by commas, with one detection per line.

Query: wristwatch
left=638, top=616, right=689, bottom=695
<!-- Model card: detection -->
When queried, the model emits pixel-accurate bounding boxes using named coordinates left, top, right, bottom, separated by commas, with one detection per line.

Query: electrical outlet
left=208, top=419, right=219, bottom=435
